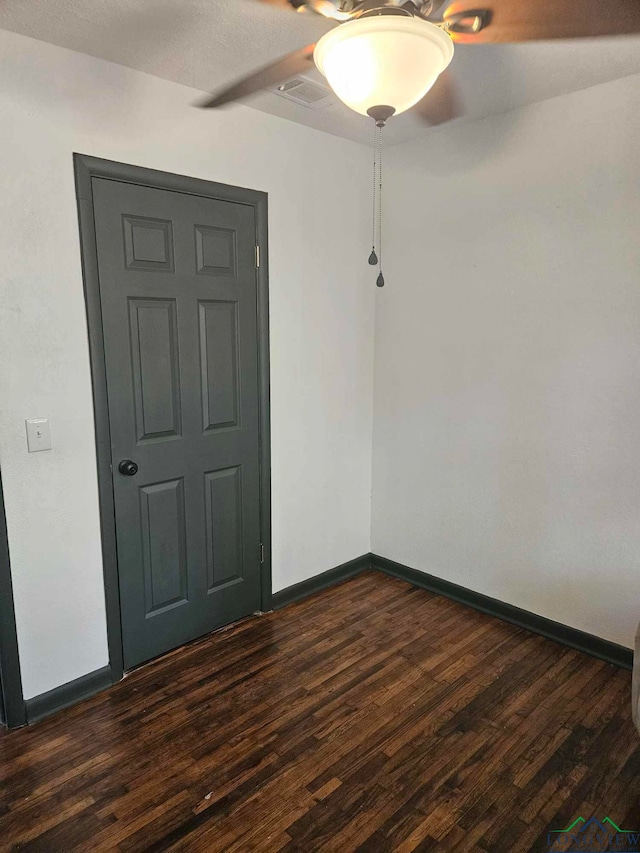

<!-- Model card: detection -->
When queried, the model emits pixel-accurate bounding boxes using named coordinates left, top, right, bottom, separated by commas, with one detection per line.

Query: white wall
left=372, top=73, right=640, bottom=649
left=0, top=29, right=374, bottom=699
left=4, top=26, right=638, bottom=703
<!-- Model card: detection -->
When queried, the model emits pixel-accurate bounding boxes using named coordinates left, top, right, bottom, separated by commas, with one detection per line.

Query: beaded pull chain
left=376, top=122, right=385, bottom=288
left=368, top=121, right=379, bottom=268
left=368, top=121, right=385, bottom=287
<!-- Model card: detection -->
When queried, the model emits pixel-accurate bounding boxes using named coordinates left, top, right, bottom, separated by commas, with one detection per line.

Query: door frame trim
left=0, top=470, right=27, bottom=727
left=74, top=154, right=272, bottom=684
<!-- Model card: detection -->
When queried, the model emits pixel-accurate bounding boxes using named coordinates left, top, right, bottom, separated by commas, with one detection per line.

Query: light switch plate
left=25, top=418, right=51, bottom=452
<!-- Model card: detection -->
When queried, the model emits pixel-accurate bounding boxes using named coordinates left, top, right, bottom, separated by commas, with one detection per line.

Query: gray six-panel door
left=92, top=178, right=261, bottom=669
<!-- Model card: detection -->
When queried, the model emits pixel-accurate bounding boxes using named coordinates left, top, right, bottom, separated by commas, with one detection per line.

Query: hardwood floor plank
left=0, top=571, right=636, bottom=852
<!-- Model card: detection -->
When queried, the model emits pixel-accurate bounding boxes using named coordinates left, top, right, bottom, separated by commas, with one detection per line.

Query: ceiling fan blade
left=444, top=0, right=640, bottom=42
left=255, top=0, right=349, bottom=20
left=414, top=71, right=461, bottom=125
left=198, top=44, right=316, bottom=108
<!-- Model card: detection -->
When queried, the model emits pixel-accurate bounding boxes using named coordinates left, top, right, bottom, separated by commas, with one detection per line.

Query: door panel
left=91, top=178, right=262, bottom=669
left=195, top=225, right=236, bottom=275
left=129, top=298, right=182, bottom=442
left=204, top=465, right=244, bottom=590
left=140, top=478, right=188, bottom=615
left=199, top=300, right=240, bottom=432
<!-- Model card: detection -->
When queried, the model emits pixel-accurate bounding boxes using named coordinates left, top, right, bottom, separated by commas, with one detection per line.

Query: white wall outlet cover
left=25, top=418, right=51, bottom=452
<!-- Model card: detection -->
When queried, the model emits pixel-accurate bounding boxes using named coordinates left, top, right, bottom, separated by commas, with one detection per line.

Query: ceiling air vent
left=272, top=78, right=335, bottom=110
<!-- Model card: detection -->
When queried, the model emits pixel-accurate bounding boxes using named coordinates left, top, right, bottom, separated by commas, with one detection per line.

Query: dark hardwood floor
left=0, top=571, right=638, bottom=852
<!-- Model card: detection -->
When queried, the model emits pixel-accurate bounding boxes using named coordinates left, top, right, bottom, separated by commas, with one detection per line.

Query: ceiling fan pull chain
left=377, top=123, right=385, bottom=288
left=368, top=120, right=378, bottom=267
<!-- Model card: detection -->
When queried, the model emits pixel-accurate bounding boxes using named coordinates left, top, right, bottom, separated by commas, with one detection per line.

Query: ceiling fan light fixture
left=314, top=16, right=454, bottom=117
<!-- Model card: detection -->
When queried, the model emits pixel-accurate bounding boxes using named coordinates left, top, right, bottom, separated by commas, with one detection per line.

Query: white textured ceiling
left=1, top=0, right=640, bottom=145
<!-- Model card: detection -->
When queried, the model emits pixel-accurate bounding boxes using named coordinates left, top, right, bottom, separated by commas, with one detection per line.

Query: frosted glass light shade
left=314, top=16, right=454, bottom=117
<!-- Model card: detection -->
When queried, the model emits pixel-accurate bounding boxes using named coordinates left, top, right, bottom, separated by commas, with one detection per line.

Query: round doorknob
left=118, top=459, right=139, bottom=477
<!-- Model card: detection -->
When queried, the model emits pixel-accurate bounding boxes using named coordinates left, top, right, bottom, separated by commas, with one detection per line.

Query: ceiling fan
left=198, top=0, right=640, bottom=127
